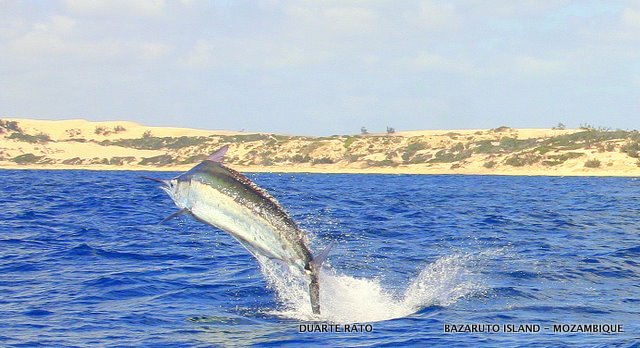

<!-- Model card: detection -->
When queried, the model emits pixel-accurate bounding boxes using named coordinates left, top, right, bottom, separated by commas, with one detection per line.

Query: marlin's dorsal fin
left=206, top=145, right=229, bottom=163
left=311, top=241, right=334, bottom=269
left=159, top=208, right=190, bottom=225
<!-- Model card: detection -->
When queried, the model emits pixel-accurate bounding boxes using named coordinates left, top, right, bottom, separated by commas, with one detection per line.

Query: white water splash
left=262, top=252, right=492, bottom=323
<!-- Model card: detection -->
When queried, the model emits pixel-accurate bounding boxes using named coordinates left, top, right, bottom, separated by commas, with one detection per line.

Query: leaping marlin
left=145, top=145, right=329, bottom=314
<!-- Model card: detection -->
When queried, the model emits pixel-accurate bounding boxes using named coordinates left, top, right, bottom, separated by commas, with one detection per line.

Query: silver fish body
left=155, top=153, right=322, bottom=314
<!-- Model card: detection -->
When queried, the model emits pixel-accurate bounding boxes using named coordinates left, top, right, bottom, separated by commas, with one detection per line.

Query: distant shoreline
left=2, top=118, right=640, bottom=177
left=1, top=163, right=638, bottom=177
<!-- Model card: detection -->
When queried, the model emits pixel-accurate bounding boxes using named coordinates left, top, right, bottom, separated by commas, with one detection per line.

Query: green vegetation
left=8, top=132, right=51, bottom=143
left=311, top=157, right=334, bottom=164
left=219, top=133, right=272, bottom=143
left=102, top=135, right=211, bottom=150
left=445, top=132, right=461, bottom=139
left=271, top=134, right=292, bottom=142
left=96, top=125, right=127, bottom=136
left=344, top=154, right=362, bottom=163
left=62, top=157, right=83, bottom=165
left=584, top=159, right=602, bottom=168
left=492, top=126, right=512, bottom=132
left=483, top=160, right=497, bottom=168
left=533, top=145, right=554, bottom=155
left=291, top=154, right=311, bottom=163
left=473, top=140, right=499, bottom=154
left=315, top=135, right=341, bottom=141
left=402, top=142, right=427, bottom=162
left=180, top=154, right=208, bottom=164
left=343, top=136, right=359, bottom=148
left=65, top=128, right=82, bottom=138
left=139, top=154, right=174, bottom=166
left=366, top=159, right=398, bottom=167
left=300, top=142, right=326, bottom=156
left=13, top=153, right=44, bottom=164
left=0, top=120, right=22, bottom=133
left=552, top=122, right=566, bottom=130
left=504, top=152, right=542, bottom=167
left=499, top=137, right=537, bottom=152
left=542, top=152, right=584, bottom=166
left=473, top=137, right=538, bottom=154
left=406, top=153, right=432, bottom=164
left=621, top=140, right=640, bottom=158
left=429, top=143, right=473, bottom=163
left=542, top=129, right=632, bottom=150
left=473, top=129, right=638, bottom=158
left=596, top=142, right=616, bottom=152
left=109, top=156, right=136, bottom=165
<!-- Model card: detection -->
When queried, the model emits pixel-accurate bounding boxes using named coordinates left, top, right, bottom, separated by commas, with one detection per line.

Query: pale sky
left=1, top=1, right=639, bottom=135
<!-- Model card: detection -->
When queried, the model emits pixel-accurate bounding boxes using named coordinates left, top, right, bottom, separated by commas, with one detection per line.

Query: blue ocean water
left=1, top=170, right=638, bottom=347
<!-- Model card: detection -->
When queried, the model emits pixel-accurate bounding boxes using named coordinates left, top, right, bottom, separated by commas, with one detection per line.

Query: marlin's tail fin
left=309, top=242, right=334, bottom=315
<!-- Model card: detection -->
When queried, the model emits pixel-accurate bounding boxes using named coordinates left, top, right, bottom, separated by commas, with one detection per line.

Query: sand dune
left=1, top=118, right=639, bottom=176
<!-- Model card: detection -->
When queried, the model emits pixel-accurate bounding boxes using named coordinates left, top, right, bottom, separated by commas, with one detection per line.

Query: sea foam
left=262, top=251, right=492, bottom=323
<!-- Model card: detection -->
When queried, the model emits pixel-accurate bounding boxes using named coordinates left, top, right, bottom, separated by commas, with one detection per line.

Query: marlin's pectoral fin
left=159, top=208, right=190, bottom=225
left=311, top=241, right=334, bottom=269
